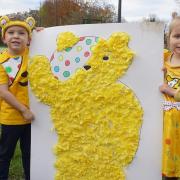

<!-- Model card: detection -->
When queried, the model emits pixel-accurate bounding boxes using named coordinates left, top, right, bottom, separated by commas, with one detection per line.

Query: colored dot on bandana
left=65, top=47, right=72, bottom=52
left=90, top=45, right=95, bottom=51
left=86, top=39, right=92, bottom=45
left=5, top=66, right=12, bottom=73
left=80, top=37, right=85, bottom=41
left=17, top=64, right=21, bottom=69
left=9, top=77, right=14, bottom=82
left=65, top=60, right=70, bottom=66
left=63, top=71, right=70, bottom=77
left=58, top=55, right=63, bottom=61
left=75, top=57, right=80, bottom=63
left=84, top=51, right=90, bottom=57
left=54, top=66, right=60, bottom=72
left=76, top=46, right=82, bottom=52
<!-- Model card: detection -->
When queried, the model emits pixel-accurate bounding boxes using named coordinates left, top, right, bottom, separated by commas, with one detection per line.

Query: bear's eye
left=21, top=71, right=28, bottom=77
left=103, top=56, right=109, bottom=61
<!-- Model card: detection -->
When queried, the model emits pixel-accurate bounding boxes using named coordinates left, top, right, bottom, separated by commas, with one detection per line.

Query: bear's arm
left=29, top=55, right=60, bottom=105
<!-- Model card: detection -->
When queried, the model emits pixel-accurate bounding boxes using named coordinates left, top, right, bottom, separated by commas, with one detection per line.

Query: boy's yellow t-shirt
left=0, top=48, right=30, bottom=125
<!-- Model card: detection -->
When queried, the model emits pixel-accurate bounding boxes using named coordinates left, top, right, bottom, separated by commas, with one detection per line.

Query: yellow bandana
left=0, top=16, right=35, bottom=38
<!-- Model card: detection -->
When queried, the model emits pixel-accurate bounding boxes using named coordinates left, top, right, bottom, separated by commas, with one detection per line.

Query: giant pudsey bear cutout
left=29, top=32, right=143, bottom=180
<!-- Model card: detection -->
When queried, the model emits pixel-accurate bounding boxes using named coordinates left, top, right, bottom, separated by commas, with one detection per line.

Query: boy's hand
left=35, top=27, right=44, bottom=32
left=21, top=108, right=35, bottom=121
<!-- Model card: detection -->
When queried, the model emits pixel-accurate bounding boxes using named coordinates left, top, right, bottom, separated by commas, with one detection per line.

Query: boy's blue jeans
left=0, top=124, right=31, bottom=180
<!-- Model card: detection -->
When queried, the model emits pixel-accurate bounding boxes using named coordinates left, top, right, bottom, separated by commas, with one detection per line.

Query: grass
left=0, top=127, right=24, bottom=180
left=9, top=142, right=24, bottom=180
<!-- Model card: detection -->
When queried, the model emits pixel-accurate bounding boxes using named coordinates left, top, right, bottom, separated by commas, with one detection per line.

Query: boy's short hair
left=0, top=16, right=36, bottom=38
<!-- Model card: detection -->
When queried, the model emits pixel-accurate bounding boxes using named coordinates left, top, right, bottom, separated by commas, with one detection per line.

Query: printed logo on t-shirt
left=166, top=75, right=180, bottom=89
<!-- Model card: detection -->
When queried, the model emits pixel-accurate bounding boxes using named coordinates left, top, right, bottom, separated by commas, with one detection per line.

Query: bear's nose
left=83, top=65, right=91, bottom=70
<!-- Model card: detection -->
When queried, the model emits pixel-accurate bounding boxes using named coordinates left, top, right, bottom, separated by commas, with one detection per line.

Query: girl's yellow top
left=0, top=48, right=30, bottom=125
left=162, top=49, right=180, bottom=177
left=163, top=49, right=180, bottom=103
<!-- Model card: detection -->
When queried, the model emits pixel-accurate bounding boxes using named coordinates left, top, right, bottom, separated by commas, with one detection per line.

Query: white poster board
left=29, top=22, right=164, bottom=180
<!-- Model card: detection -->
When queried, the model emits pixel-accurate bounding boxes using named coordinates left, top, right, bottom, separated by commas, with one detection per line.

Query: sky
left=0, top=0, right=179, bottom=22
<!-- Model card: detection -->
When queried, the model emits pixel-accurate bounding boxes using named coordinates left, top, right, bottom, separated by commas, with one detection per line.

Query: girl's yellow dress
left=162, top=50, right=180, bottom=177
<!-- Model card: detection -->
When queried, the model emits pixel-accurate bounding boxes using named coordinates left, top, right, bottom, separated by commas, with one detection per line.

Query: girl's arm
left=159, top=83, right=176, bottom=97
left=0, top=84, right=34, bottom=121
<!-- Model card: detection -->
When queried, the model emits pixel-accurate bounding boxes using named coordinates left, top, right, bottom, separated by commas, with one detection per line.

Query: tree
left=142, top=14, right=160, bottom=22
left=39, top=0, right=115, bottom=26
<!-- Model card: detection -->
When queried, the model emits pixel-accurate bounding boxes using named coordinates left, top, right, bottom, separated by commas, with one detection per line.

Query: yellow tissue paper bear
left=29, top=32, right=143, bottom=180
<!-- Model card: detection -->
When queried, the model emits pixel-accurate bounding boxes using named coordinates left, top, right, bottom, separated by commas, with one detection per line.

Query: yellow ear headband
left=0, top=16, right=36, bottom=38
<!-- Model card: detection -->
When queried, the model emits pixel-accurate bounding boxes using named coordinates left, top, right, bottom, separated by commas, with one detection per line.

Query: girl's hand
left=21, top=108, right=35, bottom=121
left=159, top=83, right=176, bottom=97
left=35, top=27, right=44, bottom=32
left=162, top=66, right=167, bottom=74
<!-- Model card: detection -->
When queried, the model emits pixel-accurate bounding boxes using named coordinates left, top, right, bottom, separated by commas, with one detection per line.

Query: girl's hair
left=166, top=14, right=180, bottom=49
left=168, top=15, right=180, bottom=37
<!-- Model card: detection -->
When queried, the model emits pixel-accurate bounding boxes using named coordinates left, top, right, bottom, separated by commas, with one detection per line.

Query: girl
left=159, top=15, right=180, bottom=180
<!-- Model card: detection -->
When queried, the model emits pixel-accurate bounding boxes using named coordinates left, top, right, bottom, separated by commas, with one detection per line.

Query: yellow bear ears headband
left=0, top=16, right=36, bottom=38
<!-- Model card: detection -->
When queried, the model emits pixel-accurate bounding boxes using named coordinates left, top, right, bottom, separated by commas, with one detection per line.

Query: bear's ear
left=108, top=32, right=130, bottom=50
left=0, top=16, right=10, bottom=28
left=56, top=32, right=80, bottom=51
left=25, top=17, right=36, bottom=30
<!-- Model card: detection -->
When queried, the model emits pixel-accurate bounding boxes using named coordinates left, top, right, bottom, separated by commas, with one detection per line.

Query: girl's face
left=2, top=26, right=30, bottom=55
left=169, top=22, right=180, bottom=55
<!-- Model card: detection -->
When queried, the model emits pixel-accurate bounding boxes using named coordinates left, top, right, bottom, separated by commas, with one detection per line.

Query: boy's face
left=2, top=26, right=30, bottom=55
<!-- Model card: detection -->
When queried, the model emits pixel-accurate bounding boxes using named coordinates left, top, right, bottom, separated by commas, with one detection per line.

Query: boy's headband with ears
left=0, top=16, right=36, bottom=38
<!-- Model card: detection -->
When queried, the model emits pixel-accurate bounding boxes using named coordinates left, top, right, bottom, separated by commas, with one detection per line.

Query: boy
left=0, top=16, right=36, bottom=180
